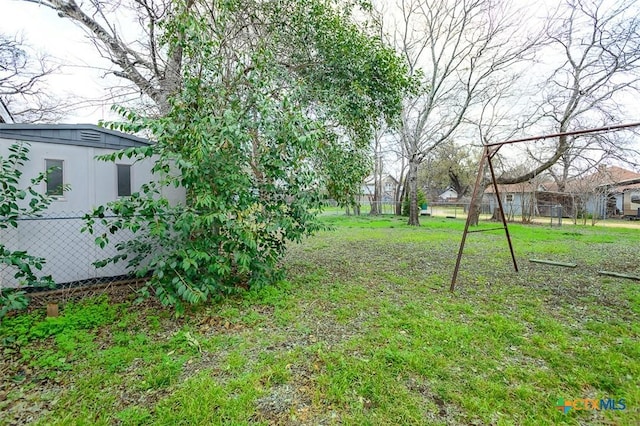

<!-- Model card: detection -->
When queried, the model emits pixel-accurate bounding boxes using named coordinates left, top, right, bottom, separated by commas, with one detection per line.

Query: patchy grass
left=1, top=216, right=639, bottom=425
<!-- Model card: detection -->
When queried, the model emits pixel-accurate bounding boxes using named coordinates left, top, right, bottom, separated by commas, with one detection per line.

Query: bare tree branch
left=18, top=0, right=185, bottom=113
left=0, top=33, right=71, bottom=122
left=376, top=0, right=543, bottom=225
left=519, top=0, right=640, bottom=190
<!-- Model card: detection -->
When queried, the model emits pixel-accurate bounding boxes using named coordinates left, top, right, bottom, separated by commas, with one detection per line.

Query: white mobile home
left=615, top=183, right=640, bottom=218
left=0, top=124, right=185, bottom=287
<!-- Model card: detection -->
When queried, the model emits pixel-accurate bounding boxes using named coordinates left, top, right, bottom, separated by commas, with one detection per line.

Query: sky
left=0, top=0, right=636, bottom=134
left=3, top=0, right=638, bottom=179
left=1, top=0, right=122, bottom=123
left=0, top=0, right=563, bottom=125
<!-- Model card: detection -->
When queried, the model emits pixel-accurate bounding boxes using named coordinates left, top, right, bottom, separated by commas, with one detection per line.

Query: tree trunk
left=369, top=195, right=380, bottom=215
left=393, top=159, right=407, bottom=216
left=395, top=171, right=406, bottom=216
left=407, top=157, right=420, bottom=226
left=490, top=206, right=502, bottom=221
left=468, top=191, right=483, bottom=226
left=369, top=154, right=382, bottom=215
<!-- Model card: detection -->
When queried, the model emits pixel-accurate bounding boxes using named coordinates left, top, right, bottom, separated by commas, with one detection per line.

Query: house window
left=117, top=164, right=131, bottom=197
left=505, top=194, right=514, bottom=202
left=45, top=159, right=64, bottom=196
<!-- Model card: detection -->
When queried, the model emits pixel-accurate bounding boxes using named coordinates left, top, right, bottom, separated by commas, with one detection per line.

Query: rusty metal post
left=450, top=122, right=640, bottom=292
left=450, top=146, right=489, bottom=291
left=47, top=302, right=59, bottom=317
left=486, top=151, right=519, bottom=273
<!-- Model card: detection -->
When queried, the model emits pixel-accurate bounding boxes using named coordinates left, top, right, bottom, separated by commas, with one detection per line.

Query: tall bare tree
left=21, top=0, right=183, bottom=114
left=368, top=126, right=385, bottom=215
left=508, top=0, right=640, bottom=189
left=0, top=33, right=64, bottom=122
left=376, top=0, right=541, bottom=225
left=460, top=0, right=640, bottom=225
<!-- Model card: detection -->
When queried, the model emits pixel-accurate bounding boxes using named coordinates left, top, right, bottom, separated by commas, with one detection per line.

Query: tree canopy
left=84, top=0, right=412, bottom=309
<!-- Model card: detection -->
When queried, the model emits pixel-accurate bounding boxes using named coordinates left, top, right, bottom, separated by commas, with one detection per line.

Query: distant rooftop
left=485, top=165, right=640, bottom=194
left=0, top=123, right=150, bottom=149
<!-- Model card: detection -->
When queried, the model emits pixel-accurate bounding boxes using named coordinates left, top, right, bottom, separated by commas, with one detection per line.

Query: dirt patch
left=253, top=383, right=311, bottom=424
left=405, top=376, right=465, bottom=426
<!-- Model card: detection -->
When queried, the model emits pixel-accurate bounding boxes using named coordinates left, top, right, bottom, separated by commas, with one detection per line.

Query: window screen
left=117, top=164, right=132, bottom=197
left=45, top=159, right=64, bottom=196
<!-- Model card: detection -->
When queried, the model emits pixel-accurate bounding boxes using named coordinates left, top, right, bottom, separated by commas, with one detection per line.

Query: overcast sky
left=1, top=0, right=122, bottom=123
left=0, top=0, right=632, bottom=130
left=0, top=0, right=552, bottom=122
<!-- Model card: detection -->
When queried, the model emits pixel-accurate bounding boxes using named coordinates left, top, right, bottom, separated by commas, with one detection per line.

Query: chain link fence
left=325, top=199, right=626, bottom=225
left=1, top=211, right=137, bottom=292
left=323, top=201, right=494, bottom=219
left=4, top=202, right=625, bottom=293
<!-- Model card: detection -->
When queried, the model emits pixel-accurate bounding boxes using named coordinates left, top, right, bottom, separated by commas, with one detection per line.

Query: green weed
left=1, top=215, right=638, bottom=425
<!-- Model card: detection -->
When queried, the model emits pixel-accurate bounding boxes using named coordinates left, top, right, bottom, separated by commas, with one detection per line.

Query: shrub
left=82, top=1, right=412, bottom=313
left=0, top=142, right=60, bottom=317
left=402, top=189, right=427, bottom=216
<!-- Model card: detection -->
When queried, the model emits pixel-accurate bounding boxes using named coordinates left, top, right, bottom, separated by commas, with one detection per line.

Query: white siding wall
left=0, top=138, right=185, bottom=210
left=0, top=137, right=185, bottom=287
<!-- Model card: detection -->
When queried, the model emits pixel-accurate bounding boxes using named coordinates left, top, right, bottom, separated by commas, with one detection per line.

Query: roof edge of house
left=0, top=123, right=151, bottom=149
left=0, top=123, right=150, bottom=143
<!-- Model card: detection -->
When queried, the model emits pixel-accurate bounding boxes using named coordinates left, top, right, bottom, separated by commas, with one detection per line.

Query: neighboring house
left=588, top=166, right=640, bottom=217
left=438, top=187, right=458, bottom=202
left=485, top=181, right=572, bottom=218
left=562, top=165, right=640, bottom=218
left=362, top=174, right=399, bottom=203
left=0, top=123, right=185, bottom=287
left=617, top=182, right=640, bottom=218
left=484, top=165, right=640, bottom=219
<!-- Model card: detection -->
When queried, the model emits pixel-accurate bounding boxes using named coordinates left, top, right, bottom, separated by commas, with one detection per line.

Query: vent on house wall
left=79, top=130, right=102, bottom=142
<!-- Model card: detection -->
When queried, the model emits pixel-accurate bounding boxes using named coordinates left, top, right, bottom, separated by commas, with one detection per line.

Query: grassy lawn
left=1, top=215, right=638, bottom=425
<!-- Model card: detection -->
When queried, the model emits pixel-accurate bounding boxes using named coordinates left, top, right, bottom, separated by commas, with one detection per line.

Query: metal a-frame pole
left=450, top=146, right=489, bottom=291
left=486, top=147, right=518, bottom=273
left=449, top=122, right=640, bottom=292
left=450, top=145, right=518, bottom=291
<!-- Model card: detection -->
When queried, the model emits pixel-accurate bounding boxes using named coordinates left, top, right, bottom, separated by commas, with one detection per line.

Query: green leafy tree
left=322, top=141, right=371, bottom=215
left=418, top=141, right=478, bottom=200
left=84, top=0, right=411, bottom=311
left=402, top=189, right=426, bottom=216
left=0, top=143, right=58, bottom=317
